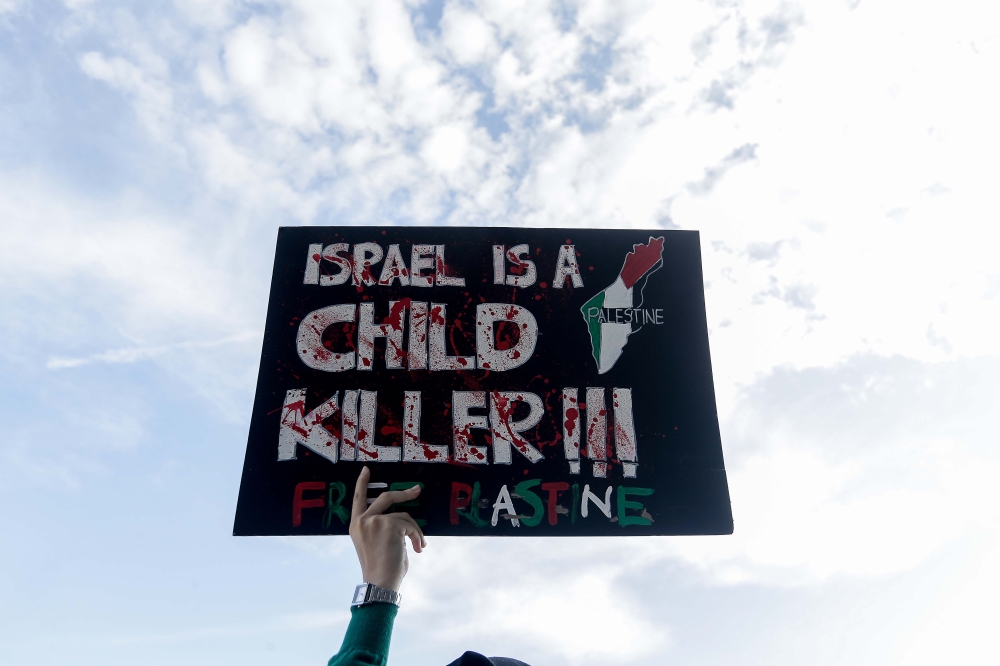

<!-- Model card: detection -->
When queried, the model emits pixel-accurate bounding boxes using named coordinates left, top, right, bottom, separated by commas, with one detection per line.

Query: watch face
left=352, top=585, right=369, bottom=605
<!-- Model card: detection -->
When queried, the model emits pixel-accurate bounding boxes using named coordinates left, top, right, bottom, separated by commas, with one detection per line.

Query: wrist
left=364, top=578, right=400, bottom=592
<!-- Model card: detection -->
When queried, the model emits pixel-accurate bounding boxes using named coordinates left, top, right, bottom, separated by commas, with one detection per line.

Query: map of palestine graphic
left=581, top=236, right=666, bottom=374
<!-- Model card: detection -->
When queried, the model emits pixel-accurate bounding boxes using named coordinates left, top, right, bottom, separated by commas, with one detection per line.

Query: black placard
left=234, top=227, right=732, bottom=536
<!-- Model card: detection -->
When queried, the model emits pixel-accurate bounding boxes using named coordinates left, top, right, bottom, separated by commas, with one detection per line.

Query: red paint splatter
left=564, top=408, right=579, bottom=437
left=383, top=298, right=410, bottom=330
left=506, top=248, right=528, bottom=275
left=448, top=311, right=474, bottom=363
left=360, top=260, right=376, bottom=285
left=614, top=420, right=633, bottom=457
left=342, top=323, right=357, bottom=353
left=620, top=236, right=665, bottom=289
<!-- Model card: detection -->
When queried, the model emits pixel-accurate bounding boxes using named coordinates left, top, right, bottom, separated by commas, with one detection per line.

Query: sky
left=0, top=0, right=998, bottom=664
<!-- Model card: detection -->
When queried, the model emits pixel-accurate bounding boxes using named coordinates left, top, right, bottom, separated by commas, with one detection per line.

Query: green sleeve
left=328, top=603, right=398, bottom=666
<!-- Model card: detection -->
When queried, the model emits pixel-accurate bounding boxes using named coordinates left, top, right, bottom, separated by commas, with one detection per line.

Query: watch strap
left=351, top=583, right=402, bottom=607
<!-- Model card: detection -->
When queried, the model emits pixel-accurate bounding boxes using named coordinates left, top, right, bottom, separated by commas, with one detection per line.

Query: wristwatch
left=351, top=583, right=402, bottom=607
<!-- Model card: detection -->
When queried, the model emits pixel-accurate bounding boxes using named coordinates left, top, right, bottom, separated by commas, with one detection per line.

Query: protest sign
left=234, top=227, right=733, bottom=536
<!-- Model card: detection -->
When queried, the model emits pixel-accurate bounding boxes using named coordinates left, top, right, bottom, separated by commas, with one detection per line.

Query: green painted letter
left=616, top=485, right=654, bottom=527
left=514, top=479, right=545, bottom=527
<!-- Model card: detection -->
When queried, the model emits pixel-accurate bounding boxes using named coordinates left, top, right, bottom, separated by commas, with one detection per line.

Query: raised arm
left=328, top=466, right=425, bottom=666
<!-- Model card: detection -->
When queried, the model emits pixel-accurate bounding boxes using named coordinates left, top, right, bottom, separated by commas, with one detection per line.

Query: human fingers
left=351, top=466, right=371, bottom=522
left=365, top=484, right=421, bottom=516
left=388, top=512, right=426, bottom=553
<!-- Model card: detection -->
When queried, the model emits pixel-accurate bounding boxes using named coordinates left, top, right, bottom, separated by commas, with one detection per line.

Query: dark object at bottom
left=447, top=651, right=530, bottom=666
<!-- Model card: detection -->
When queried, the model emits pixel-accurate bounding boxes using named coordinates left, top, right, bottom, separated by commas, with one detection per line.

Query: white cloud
left=46, top=332, right=259, bottom=369
left=421, top=124, right=469, bottom=173
left=440, top=6, right=497, bottom=66
left=403, top=537, right=669, bottom=664
left=0, top=167, right=267, bottom=433
left=896, top=535, right=1000, bottom=664
left=671, top=437, right=999, bottom=583
left=0, top=173, right=240, bottom=341
left=78, top=51, right=176, bottom=142
left=172, top=0, right=236, bottom=29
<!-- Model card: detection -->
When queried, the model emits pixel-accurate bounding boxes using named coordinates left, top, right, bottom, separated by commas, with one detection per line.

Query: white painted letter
left=613, top=388, right=638, bottom=478
left=505, top=244, right=536, bottom=288
left=411, top=244, right=436, bottom=287
left=489, top=392, right=545, bottom=464
left=352, top=243, right=383, bottom=287
left=435, top=245, right=465, bottom=286
left=586, top=387, right=607, bottom=477
left=341, top=390, right=358, bottom=461
left=296, top=304, right=357, bottom=372
left=553, top=245, right=583, bottom=288
left=303, top=244, right=322, bottom=284
left=403, top=391, right=448, bottom=462
left=429, top=303, right=473, bottom=370
left=581, top=484, right=613, bottom=519
left=356, top=390, right=400, bottom=462
left=357, top=302, right=406, bottom=371
left=278, top=389, right=339, bottom=464
left=321, top=243, right=351, bottom=286
left=408, top=302, right=428, bottom=370
left=378, top=244, right=410, bottom=286
left=562, top=388, right=581, bottom=474
left=492, top=245, right=505, bottom=284
left=475, top=303, right=537, bottom=371
left=492, top=484, right=520, bottom=527
left=452, top=391, right=489, bottom=464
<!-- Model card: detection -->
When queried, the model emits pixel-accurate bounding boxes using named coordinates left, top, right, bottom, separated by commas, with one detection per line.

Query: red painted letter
left=541, top=482, right=570, bottom=526
left=292, top=481, right=326, bottom=527
left=450, top=482, right=473, bottom=525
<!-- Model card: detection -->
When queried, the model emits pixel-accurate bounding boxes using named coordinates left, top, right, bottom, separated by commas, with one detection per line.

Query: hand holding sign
left=350, top=466, right=426, bottom=592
